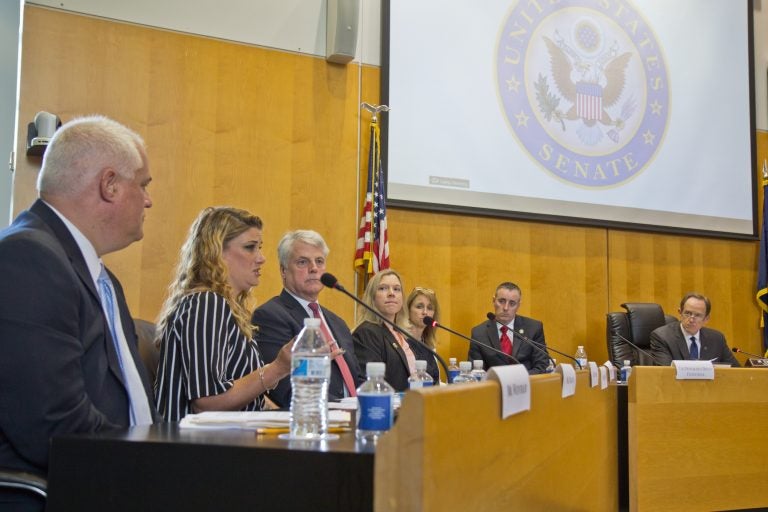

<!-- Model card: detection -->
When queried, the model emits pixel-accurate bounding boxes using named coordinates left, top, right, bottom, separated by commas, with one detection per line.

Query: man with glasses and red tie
left=252, top=230, right=364, bottom=407
left=649, top=292, right=740, bottom=367
left=469, top=282, right=550, bottom=374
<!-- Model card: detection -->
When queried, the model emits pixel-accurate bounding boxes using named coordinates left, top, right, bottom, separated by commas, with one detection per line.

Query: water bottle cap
left=303, top=317, right=321, bottom=327
left=623, top=360, right=631, bottom=366
left=459, top=361, right=472, bottom=371
left=577, top=345, right=584, bottom=349
left=449, top=357, right=457, bottom=364
left=366, top=362, right=386, bottom=376
left=415, top=360, right=427, bottom=370
left=473, top=360, right=483, bottom=369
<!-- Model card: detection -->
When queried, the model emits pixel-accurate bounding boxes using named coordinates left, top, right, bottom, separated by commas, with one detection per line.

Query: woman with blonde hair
left=406, top=287, right=440, bottom=349
left=352, top=269, right=439, bottom=391
left=155, top=207, right=292, bottom=421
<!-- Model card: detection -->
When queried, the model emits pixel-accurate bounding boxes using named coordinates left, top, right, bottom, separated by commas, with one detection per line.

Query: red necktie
left=500, top=325, right=513, bottom=355
left=308, top=302, right=357, bottom=397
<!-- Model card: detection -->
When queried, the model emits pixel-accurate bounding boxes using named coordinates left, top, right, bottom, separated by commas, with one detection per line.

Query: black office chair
left=0, top=467, right=47, bottom=508
left=134, top=318, right=159, bottom=382
left=606, top=302, right=676, bottom=367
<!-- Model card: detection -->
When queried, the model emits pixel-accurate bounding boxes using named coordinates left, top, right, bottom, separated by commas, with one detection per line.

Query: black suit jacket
left=252, top=289, right=364, bottom=407
left=469, top=316, right=550, bottom=374
left=352, top=321, right=440, bottom=391
left=649, top=322, right=740, bottom=367
left=0, top=200, right=157, bottom=474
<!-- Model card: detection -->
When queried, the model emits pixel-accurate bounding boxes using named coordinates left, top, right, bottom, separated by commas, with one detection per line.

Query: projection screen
left=382, top=0, right=757, bottom=238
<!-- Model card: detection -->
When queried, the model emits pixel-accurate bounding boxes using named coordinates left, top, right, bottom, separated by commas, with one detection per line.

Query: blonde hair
left=406, top=287, right=440, bottom=348
left=158, top=207, right=263, bottom=340
left=354, top=269, right=409, bottom=330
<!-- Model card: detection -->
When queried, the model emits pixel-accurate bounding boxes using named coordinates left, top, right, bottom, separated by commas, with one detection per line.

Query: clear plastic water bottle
left=574, top=345, right=588, bottom=370
left=356, top=362, right=395, bottom=443
left=452, top=361, right=475, bottom=384
left=470, top=360, right=487, bottom=381
left=619, top=360, right=632, bottom=384
left=546, top=358, right=557, bottom=373
left=286, top=317, right=331, bottom=440
left=408, top=360, right=434, bottom=389
left=447, top=357, right=460, bottom=384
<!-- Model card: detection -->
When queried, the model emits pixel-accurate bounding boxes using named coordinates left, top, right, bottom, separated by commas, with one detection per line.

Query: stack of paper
left=179, top=410, right=351, bottom=432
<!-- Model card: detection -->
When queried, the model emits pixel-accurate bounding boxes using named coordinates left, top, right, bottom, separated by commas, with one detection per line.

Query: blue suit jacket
left=469, top=315, right=550, bottom=374
left=252, top=289, right=364, bottom=407
left=0, top=200, right=157, bottom=474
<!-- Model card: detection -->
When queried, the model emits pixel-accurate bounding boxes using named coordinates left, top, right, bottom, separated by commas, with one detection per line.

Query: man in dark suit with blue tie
left=649, top=292, right=739, bottom=367
left=0, top=116, right=158, bottom=511
left=252, top=230, right=364, bottom=407
left=469, top=281, right=550, bottom=374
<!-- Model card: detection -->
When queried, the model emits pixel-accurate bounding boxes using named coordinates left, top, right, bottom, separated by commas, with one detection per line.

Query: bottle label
left=448, top=370, right=460, bottom=383
left=422, top=381, right=433, bottom=387
left=357, top=394, right=393, bottom=431
left=409, top=381, right=423, bottom=390
left=292, top=356, right=330, bottom=378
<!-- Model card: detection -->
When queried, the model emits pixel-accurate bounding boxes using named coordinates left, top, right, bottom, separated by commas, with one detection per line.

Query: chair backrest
left=606, top=303, right=676, bottom=366
left=133, top=319, right=159, bottom=383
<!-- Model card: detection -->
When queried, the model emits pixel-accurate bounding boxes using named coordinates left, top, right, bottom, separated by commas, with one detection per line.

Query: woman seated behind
left=352, top=270, right=439, bottom=391
left=155, top=207, right=292, bottom=421
left=406, top=287, right=440, bottom=349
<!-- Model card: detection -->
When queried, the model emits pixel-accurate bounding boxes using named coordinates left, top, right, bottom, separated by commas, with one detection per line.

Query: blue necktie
left=689, top=336, right=699, bottom=360
left=98, top=265, right=153, bottom=426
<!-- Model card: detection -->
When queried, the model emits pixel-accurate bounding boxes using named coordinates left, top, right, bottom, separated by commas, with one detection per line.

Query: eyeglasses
left=681, top=311, right=706, bottom=320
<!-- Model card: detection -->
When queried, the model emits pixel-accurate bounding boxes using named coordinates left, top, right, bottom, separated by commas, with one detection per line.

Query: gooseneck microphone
left=422, top=316, right=520, bottom=365
left=611, top=331, right=660, bottom=365
left=320, top=273, right=449, bottom=377
left=487, top=313, right=583, bottom=369
left=732, top=347, right=765, bottom=359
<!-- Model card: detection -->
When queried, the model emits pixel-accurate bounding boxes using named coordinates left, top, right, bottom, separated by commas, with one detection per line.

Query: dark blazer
left=649, top=322, right=740, bottom=367
left=0, top=200, right=157, bottom=474
left=469, top=316, right=550, bottom=374
left=353, top=321, right=439, bottom=391
left=252, top=289, right=364, bottom=407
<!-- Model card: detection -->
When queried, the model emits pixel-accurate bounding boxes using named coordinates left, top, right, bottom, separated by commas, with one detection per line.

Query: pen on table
left=256, top=427, right=350, bottom=435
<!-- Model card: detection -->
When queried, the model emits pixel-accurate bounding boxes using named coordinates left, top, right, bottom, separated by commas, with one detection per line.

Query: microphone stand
left=321, top=273, right=449, bottom=377
left=611, top=331, right=660, bottom=365
left=424, top=316, right=520, bottom=365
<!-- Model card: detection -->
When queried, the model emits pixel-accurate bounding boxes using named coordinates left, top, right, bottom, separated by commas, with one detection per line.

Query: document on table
left=179, top=410, right=351, bottom=431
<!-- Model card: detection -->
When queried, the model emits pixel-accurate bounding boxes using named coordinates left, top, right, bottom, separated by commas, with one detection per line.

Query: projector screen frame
left=379, top=0, right=759, bottom=241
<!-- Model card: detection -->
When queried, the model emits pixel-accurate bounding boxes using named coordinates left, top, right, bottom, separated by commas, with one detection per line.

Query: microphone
left=732, top=347, right=765, bottom=359
left=320, top=273, right=449, bottom=377
left=610, top=331, right=661, bottom=365
left=486, top=312, right=583, bottom=369
left=422, top=316, right=520, bottom=365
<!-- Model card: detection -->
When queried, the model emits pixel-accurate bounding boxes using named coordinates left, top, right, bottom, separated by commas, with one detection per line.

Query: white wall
left=0, top=0, right=21, bottom=227
left=755, top=0, right=767, bottom=130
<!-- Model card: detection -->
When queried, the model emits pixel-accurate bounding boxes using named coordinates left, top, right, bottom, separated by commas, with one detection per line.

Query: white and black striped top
left=154, top=291, right=265, bottom=421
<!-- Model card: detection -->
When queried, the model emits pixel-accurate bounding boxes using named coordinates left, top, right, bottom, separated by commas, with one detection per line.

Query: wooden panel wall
left=15, top=6, right=768, bottom=365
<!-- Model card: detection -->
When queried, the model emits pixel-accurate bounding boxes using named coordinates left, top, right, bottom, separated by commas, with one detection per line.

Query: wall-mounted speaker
left=326, top=0, right=359, bottom=64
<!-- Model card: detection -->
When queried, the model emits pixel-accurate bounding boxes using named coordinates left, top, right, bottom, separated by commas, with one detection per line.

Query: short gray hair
left=37, top=115, right=144, bottom=197
left=277, top=230, right=330, bottom=269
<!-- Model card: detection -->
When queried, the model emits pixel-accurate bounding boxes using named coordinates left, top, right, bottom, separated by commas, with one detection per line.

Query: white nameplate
left=487, top=364, right=531, bottom=419
left=672, top=360, right=714, bottom=380
left=599, top=366, right=608, bottom=389
left=603, top=360, right=617, bottom=382
left=588, top=361, right=599, bottom=387
left=555, top=363, right=577, bottom=397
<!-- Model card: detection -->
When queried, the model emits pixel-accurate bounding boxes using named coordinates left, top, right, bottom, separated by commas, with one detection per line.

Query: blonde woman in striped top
left=154, top=207, right=292, bottom=421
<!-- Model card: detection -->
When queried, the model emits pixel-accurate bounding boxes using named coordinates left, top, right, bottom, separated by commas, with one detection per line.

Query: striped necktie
left=308, top=302, right=357, bottom=397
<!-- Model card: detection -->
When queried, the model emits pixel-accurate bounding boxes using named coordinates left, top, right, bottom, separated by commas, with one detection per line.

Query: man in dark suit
left=0, top=116, right=158, bottom=511
left=469, top=282, right=549, bottom=374
left=650, top=292, right=739, bottom=366
left=252, top=230, right=364, bottom=407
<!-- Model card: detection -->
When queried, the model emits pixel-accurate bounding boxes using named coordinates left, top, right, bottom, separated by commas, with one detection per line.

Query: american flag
left=757, top=160, right=768, bottom=355
left=354, top=118, right=390, bottom=276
